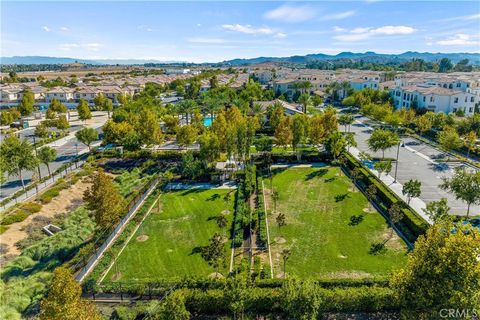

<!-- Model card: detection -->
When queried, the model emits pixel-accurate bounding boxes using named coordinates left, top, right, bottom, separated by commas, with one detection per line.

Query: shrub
left=19, top=202, right=42, bottom=214
left=38, top=187, right=61, bottom=204
left=1, top=212, right=29, bottom=225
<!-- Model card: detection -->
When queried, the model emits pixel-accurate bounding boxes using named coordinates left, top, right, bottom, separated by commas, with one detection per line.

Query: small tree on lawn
left=75, top=127, right=99, bottom=151
left=388, top=204, right=403, bottom=238
left=38, top=146, right=57, bottom=176
left=440, top=168, right=480, bottom=218
left=402, top=179, right=421, bottom=205
left=201, top=233, right=226, bottom=275
left=423, top=198, right=450, bottom=224
left=366, top=184, right=377, bottom=210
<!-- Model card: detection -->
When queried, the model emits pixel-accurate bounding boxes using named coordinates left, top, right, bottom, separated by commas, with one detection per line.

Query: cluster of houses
left=252, top=67, right=480, bottom=116
left=0, top=70, right=248, bottom=109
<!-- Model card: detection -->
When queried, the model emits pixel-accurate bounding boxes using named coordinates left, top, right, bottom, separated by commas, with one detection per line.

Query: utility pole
left=394, top=141, right=401, bottom=183
left=32, top=136, right=42, bottom=180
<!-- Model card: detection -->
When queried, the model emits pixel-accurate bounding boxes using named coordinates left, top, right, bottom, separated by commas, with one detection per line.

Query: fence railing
left=75, top=177, right=160, bottom=283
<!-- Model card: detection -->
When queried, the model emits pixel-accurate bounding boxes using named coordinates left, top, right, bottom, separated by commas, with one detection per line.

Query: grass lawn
left=105, top=188, right=235, bottom=282
left=265, top=166, right=408, bottom=279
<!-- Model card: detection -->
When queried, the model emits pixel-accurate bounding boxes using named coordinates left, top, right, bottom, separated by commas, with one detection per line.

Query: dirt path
left=0, top=178, right=90, bottom=256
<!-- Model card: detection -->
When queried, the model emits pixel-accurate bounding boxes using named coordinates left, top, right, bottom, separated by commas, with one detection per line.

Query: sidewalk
left=349, top=145, right=433, bottom=225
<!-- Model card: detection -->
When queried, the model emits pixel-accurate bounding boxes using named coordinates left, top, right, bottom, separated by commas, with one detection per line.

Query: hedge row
left=184, top=285, right=398, bottom=315
left=343, top=152, right=428, bottom=243
left=256, top=179, right=267, bottom=249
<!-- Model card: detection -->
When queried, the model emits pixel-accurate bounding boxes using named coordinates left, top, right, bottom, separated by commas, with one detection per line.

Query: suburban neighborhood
left=0, top=1, right=479, bottom=319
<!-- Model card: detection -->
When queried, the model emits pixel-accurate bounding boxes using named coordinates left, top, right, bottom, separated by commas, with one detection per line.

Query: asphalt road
left=0, top=112, right=107, bottom=200
left=347, top=113, right=480, bottom=217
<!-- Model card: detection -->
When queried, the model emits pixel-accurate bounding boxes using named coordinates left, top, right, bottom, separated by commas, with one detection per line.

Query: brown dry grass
left=0, top=178, right=90, bottom=256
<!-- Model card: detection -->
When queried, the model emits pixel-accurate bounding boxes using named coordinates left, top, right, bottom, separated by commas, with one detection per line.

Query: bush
left=38, top=186, right=61, bottom=204
left=19, top=202, right=42, bottom=214
left=1, top=212, right=29, bottom=225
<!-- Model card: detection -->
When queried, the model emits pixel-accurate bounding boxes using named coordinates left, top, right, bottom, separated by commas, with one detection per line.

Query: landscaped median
left=343, top=152, right=429, bottom=243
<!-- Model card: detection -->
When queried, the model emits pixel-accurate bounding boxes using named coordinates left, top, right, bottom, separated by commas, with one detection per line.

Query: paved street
left=0, top=111, right=107, bottom=200
left=347, top=113, right=480, bottom=217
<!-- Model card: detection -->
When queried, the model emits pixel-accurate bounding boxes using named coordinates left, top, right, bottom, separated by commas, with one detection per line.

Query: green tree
left=137, top=109, right=163, bottom=145
left=374, top=160, right=392, bottom=179
left=311, top=95, right=323, bottom=108
left=438, top=57, right=453, bottom=73
left=276, top=212, right=286, bottom=229
left=402, top=179, right=421, bottom=205
left=440, top=168, right=480, bottom=217
left=75, top=128, right=99, bottom=151
left=102, top=98, right=113, bottom=118
left=93, top=93, right=107, bottom=110
left=269, top=103, right=285, bottom=132
left=390, top=222, right=480, bottom=319
left=274, top=117, right=293, bottom=149
left=76, top=99, right=92, bottom=122
left=38, top=146, right=57, bottom=176
left=254, top=135, right=273, bottom=153
left=56, top=115, right=70, bottom=131
left=345, top=132, right=357, bottom=152
left=152, top=290, right=190, bottom=320
left=423, top=198, right=450, bottom=223
left=282, top=279, right=322, bottom=320
left=308, top=114, right=326, bottom=145
left=35, top=123, right=49, bottom=138
left=291, top=114, right=308, bottom=150
left=180, top=151, right=203, bottom=180
left=325, top=131, right=346, bottom=160
left=176, top=125, right=197, bottom=148
left=438, top=126, right=462, bottom=160
left=414, top=114, right=432, bottom=134
left=339, top=113, right=354, bottom=133
left=198, top=132, right=220, bottom=164
left=200, top=233, right=226, bottom=274
left=298, top=93, right=310, bottom=114
left=18, top=89, right=35, bottom=116
left=83, top=171, right=125, bottom=229
left=0, top=136, right=38, bottom=190
left=463, top=131, right=477, bottom=157
left=367, top=128, right=400, bottom=159
left=40, top=267, right=101, bottom=320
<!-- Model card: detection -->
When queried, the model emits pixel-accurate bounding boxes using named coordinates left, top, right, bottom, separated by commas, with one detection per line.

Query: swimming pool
left=203, top=116, right=212, bottom=127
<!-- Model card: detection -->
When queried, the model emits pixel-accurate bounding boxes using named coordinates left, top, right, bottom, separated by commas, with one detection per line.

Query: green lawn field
left=105, top=188, right=235, bottom=282
left=265, top=166, right=408, bottom=279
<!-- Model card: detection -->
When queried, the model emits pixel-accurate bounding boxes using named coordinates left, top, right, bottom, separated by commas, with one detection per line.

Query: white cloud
left=334, top=25, right=416, bottom=42
left=264, top=5, right=316, bottom=23
left=435, top=14, right=480, bottom=23
left=274, top=32, right=287, bottom=39
left=333, top=26, right=347, bottom=32
left=196, top=23, right=202, bottom=27
left=321, top=11, right=356, bottom=21
left=60, top=26, right=69, bottom=31
left=42, top=26, right=51, bottom=32
left=137, top=25, right=153, bottom=32
left=436, top=33, right=480, bottom=46
left=59, top=43, right=103, bottom=51
left=187, top=37, right=226, bottom=44
left=222, top=24, right=274, bottom=35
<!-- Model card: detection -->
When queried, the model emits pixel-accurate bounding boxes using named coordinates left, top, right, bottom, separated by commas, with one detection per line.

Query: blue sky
left=2, top=1, right=479, bottom=62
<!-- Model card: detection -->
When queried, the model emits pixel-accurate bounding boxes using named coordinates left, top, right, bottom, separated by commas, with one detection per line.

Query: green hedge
left=343, top=152, right=428, bottom=243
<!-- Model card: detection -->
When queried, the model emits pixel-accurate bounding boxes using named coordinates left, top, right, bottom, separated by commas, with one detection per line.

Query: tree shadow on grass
left=335, top=193, right=350, bottom=202
left=324, top=177, right=336, bottom=183
left=190, top=246, right=202, bottom=255
left=304, top=168, right=328, bottom=181
left=348, top=214, right=364, bottom=226
left=206, top=193, right=221, bottom=201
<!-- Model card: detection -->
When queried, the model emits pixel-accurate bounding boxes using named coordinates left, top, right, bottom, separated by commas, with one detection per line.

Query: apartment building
left=391, top=85, right=478, bottom=116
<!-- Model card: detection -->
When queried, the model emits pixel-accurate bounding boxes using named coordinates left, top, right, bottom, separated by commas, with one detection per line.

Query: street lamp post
left=32, top=136, right=42, bottom=180
left=394, top=141, right=401, bottom=183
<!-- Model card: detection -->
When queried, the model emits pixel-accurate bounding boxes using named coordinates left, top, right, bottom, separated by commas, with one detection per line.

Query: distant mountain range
left=1, top=52, right=479, bottom=66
